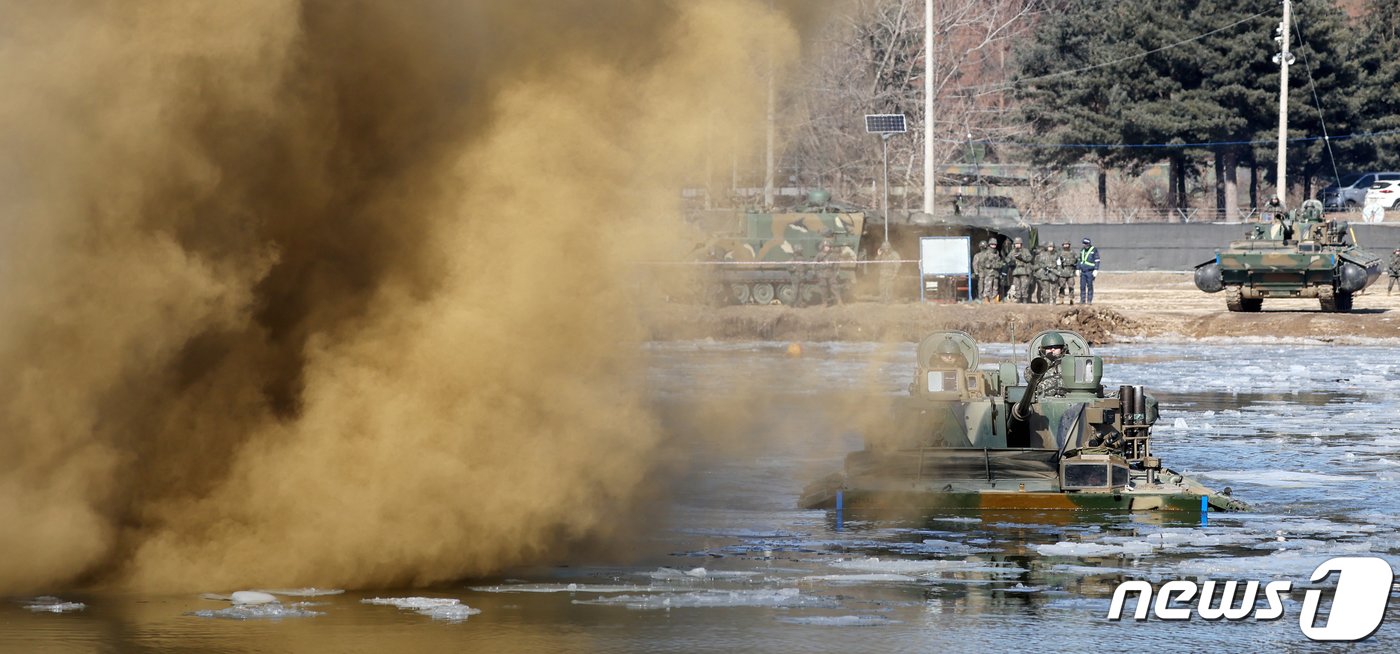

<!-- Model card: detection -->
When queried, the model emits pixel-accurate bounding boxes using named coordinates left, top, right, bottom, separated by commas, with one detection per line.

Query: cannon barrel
left=1012, top=356, right=1051, bottom=421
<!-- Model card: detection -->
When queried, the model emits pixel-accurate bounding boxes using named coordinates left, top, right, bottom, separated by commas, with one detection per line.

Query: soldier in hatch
left=930, top=339, right=967, bottom=370
left=1030, top=332, right=1067, bottom=399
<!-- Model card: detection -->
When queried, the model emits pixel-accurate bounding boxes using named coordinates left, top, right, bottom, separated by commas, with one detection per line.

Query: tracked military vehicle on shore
left=689, top=191, right=1031, bottom=305
left=799, top=330, right=1245, bottom=513
left=1193, top=202, right=1382, bottom=313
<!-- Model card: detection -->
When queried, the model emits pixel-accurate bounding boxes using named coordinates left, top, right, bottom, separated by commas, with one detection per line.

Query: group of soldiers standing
left=972, top=237, right=1098, bottom=304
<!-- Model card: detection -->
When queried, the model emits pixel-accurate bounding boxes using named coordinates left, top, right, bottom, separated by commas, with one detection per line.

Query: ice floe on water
left=775, top=615, right=899, bottom=627
left=648, top=567, right=759, bottom=581
left=573, top=588, right=837, bottom=610
left=800, top=573, right=919, bottom=585
left=254, top=588, right=344, bottom=597
left=824, top=557, right=1026, bottom=577
left=1033, top=540, right=1156, bottom=557
left=361, top=597, right=481, bottom=622
left=22, top=597, right=85, bottom=613
left=190, top=603, right=324, bottom=620
left=1195, top=470, right=1366, bottom=488
left=471, top=583, right=665, bottom=594
left=189, top=590, right=326, bottom=620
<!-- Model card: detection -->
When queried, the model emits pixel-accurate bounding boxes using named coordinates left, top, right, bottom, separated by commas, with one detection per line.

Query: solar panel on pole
left=864, top=114, right=906, bottom=246
left=864, top=114, right=907, bottom=135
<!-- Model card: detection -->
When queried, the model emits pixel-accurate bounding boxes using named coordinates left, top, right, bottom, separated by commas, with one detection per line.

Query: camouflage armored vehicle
left=687, top=190, right=1032, bottom=305
left=698, top=190, right=863, bottom=306
left=799, top=330, right=1245, bottom=513
left=1194, top=201, right=1382, bottom=312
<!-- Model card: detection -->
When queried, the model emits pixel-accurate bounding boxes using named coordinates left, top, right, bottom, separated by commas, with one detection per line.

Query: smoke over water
left=0, top=1, right=827, bottom=592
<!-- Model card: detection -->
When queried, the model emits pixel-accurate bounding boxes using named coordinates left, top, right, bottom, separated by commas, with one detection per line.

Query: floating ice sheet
left=1033, top=540, right=1156, bottom=557
left=23, top=597, right=85, bottom=613
left=776, top=615, right=899, bottom=627
left=573, top=587, right=837, bottom=610
left=470, top=583, right=664, bottom=594
left=190, top=602, right=322, bottom=620
left=648, top=567, right=759, bottom=581
left=1197, top=470, right=1366, bottom=488
left=361, top=597, right=481, bottom=622
left=255, top=588, right=345, bottom=597
left=800, top=573, right=919, bottom=584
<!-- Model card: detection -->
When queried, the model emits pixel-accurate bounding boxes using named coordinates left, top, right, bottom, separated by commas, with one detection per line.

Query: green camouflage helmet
left=1039, top=332, right=1066, bottom=351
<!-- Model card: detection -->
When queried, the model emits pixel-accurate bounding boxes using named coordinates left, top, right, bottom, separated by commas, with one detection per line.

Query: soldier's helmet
left=979, top=240, right=988, bottom=248
left=1013, top=237, right=1023, bottom=245
left=1038, top=332, right=1067, bottom=357
left=988, top=240, right=998, bottom=248
left=1045, top=244, right=1055, bottom=251
left=931, top=340, right=965, bottom=368
left=807, top=189, right=831, bottom=206
left=1061, top=241, right=1071, bottom=249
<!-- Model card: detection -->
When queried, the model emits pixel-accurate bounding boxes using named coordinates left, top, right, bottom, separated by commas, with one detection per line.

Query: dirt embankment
left=644, top=272, right=1400, bottom=343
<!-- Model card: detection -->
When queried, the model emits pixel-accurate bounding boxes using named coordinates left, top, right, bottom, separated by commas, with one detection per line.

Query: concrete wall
left=1033, top=223, right=1400, bottom=271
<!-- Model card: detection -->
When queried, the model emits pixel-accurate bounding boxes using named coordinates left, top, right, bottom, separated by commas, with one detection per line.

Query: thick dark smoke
left=0, top=0, right=829, bottom=592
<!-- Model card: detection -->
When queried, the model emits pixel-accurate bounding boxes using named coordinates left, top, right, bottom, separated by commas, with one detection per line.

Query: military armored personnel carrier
left=799, top=330, right=1245, bottom=513
left=1193, top=201, right=1382, bottom=312
left=697, top=190, right=863, bottom=306
left=687, top=190, right=1032, bottom=305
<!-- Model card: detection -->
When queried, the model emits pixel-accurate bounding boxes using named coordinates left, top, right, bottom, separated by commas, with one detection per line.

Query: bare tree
left=780, top=0, right=1046, bottom=211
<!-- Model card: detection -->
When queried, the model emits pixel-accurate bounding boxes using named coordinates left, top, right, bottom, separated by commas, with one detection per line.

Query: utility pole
left=763, top=0, right=776, bottom=210
left=922, top=0, right=934, bottom=215
left=1275, top=0, right=1292, bottom=204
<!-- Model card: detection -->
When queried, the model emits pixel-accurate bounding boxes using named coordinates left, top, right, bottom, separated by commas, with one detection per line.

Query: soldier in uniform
left=877, top=242, right=902, bottom=303
left=1030, top=332, right=1067, bottom=399
left=1389, top=248, right=1400, bottom=295
left=981, top=240, right=1003, bottom=302
left=1034, top=243, right=1058, bottom=304
left=1076, top=237, right=1100, bottom=305
left=815, top=240, right=843, bottom=306
left=788, top=244, right=807, bottom=307
left=1009, top=238, right=1035, bottom=303
left=931, top=339, right=967, bottom=369
left=1057, top=242, right=1076, bottom=305
left=971, top=240, right=988, bottom=300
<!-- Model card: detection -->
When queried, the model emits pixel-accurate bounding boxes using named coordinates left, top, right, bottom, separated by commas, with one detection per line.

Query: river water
left=8, top=340, right=1400, bottom=652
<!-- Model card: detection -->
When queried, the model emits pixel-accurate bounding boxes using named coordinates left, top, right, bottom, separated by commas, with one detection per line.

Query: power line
left=942, top=127, right=1400, bottom=150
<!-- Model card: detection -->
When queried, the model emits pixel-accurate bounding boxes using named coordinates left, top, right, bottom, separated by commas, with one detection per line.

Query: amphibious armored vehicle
left=799, top=330, right=1245, bottom=513
left=1193, top=201, right=1382, bottom=312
